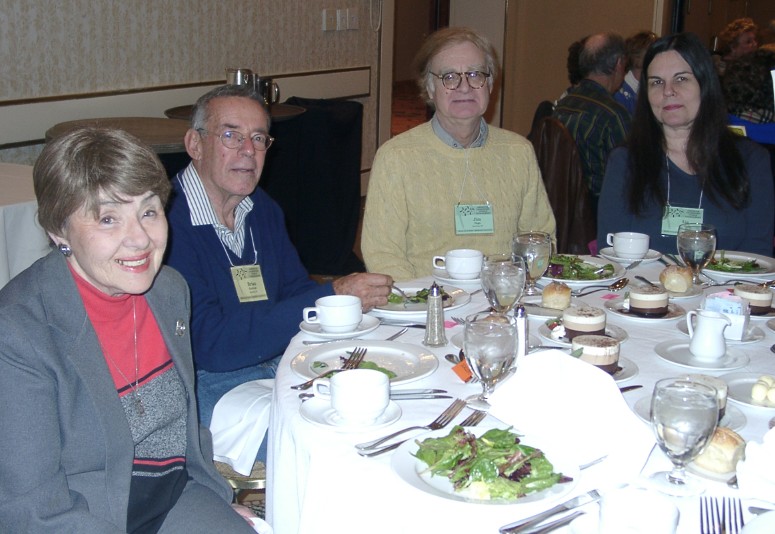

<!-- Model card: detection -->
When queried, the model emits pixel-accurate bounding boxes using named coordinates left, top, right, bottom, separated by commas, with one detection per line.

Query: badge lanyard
left=661, top=155, right=704, bottom=236
left=219, top=228, right=269, bottom=302
left=454, top=149, right=494, bottom=235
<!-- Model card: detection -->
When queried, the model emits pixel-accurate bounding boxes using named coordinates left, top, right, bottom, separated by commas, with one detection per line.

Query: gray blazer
left=0, top=252, right=254, bottom=533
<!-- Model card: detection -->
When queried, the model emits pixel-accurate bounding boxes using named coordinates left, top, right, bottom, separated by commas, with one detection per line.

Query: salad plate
left=391, top=424, right=579, bottom=504
left=537, top=323, right=629, bottom=348
left=702, top=251, right=775, bottom=280
left=654, top=340, right=749, bottom=371
left=599, top=247, right=663, bottom=265
left=300, top=398, right=402, bottom=432
left=604, top=298, right=686, bottom=322
left=370, top=285, right=470, bottom=321
left=540, top=255, right=625, bottom=289
left=432, top=268, right=481, bottom=286
left=632, top=395, right=746, bottom=431
left=299, top=315, right=380, bottom=339
left=676, top=320, right=765, bottom=345
left=290, top=340, right=438, bottom=386
left=719, top=372, right=775, bottom=410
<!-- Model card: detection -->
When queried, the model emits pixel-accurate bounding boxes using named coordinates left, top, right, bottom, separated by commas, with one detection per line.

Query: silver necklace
left=103, top=297, right=144, bottom=416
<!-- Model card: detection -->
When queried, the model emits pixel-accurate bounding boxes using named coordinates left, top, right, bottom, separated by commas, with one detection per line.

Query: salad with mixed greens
left=413, top=425, right=571, bottom=501
left=546, top=255, right=615, bottom=281
left=388, top=286, right=452, bottom=305
left=311, top=353, right=397, bottom=379
left=706, top=251, right=765, bottom=273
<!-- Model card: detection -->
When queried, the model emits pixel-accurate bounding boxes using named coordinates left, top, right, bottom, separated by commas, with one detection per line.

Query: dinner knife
left=499, top=489, right=602, bottom=533
left=619, top=385, right=643, bottom=393
left=378, top=322, right=426, bottom=329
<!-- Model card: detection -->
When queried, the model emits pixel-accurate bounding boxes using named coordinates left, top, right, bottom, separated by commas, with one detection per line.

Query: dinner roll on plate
left=541, top=281, right=571, bottom=310
left=659, top=265, right=693, bottom=293
left=692, top=427, right=745, bottom=476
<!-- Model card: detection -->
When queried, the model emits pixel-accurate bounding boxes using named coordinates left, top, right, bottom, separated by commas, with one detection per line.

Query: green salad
left=706, top=251, right=764, bottom=273
left=388, top=286, right=452, bottom=305
left=547, top=255, right=615, bottom=280
left=414, top=426, right=571, bottom=500
left=311, top=354, right=397, bottom=379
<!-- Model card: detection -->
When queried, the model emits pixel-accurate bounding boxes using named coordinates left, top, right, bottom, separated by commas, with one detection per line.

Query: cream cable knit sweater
left=362, top=122, right=556, bottom=281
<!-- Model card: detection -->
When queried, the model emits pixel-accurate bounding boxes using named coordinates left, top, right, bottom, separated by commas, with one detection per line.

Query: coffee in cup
left=606, top=232, right=649, bottom=259
left=314, top=369, right=390, bottom=425
left=302, top=295, right=362, bottom=333
left=431, top=249, right=483, bottom=280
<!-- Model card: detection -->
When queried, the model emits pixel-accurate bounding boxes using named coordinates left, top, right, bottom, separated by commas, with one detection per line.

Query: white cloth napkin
left=489, top=350, right=655, bottom=485
left=210, top=379, right=273, bottom=475
left=736, top=426, right=775, bottom=503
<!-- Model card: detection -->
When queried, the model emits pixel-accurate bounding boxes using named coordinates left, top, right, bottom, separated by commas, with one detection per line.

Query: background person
left=597, top=33, right=773, bottom=257
left=615, top=30, right=658, bottom=116
left=361, top=27, right=555, bottom=280
left=714, top=17, right=759, bottom=76
left=0, top=127, right=256, bottom=532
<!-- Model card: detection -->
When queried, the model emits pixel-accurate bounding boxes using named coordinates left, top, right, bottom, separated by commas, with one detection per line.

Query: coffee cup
left=314, top=369, right=390, bottom=425
left=302, top=295, right=362, bottom=333
left=599, top=487, right=679, bottom=533
left=606, top=232, right=650, bottom=259
left=431, top=249, right=483, bottom=279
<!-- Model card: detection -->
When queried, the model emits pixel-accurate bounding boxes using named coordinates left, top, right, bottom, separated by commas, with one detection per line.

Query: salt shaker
left=514, top=305, right=527, bottom=362
left=423, top=282, right=448, bottom=347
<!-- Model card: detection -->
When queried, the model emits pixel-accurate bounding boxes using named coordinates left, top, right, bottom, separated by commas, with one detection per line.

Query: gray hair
left=579, top=32, right=626, bottom=77
left=190, top=84, right=271, bottom=131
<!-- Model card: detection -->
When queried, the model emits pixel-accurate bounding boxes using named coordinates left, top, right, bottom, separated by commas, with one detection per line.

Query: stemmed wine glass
left=480, top=254, right=526, bottom=315
left=649, top=377, right=719, bottom=496
left=512, top=231, right=552, bottom=296
left=676, top=223, right=717, bottom=286
left=463, top=312, right=518, bottom=410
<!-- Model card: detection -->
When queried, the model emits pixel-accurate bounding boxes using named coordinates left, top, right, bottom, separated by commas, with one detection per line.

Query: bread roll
left=541, top=281, right=571, bottom=310
left=692, top=427, right=745, bottom=475
left=659, top=265, right=693, bottom=293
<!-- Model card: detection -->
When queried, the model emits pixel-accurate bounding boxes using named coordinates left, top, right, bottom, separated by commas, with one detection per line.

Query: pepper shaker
left=423, top=282, right=448, bottom=347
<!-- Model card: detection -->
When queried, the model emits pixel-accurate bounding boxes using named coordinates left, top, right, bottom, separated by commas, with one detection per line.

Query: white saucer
left=604, top=298, right=686, bottom=322
left=767, top=318, right=775, bottom=332
left=521, top=295, right=582, bottom=318
left=654, top=340, right=749, bottom=371
left=632, top=395, right=747, bottom=431
left=299, top=315, right=380, bottom=339
left=676, top=320, right=765, bottom=345
left=612, top=357, right=638, bottom=383
left=299, top=397, right=402, bottom=433
left=537, top=323, right=629, bottom=348
left=599, top=247, right=663, bottom=264
left=666, top=284, right=704, bottom=299
left=432, top=268, right=481, bottom=286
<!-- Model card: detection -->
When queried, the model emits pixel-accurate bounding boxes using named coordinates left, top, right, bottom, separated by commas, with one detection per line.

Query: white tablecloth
left=0, top=163, right=50, bottom=288
left=267, top=262, right=775, bottom=534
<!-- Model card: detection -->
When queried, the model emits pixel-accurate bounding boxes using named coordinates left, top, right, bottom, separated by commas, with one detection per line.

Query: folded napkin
left=210, top=379, right=274, bottom=476
left=489, top=350, right=654, bottom=484
left=736, top=426, right=775, bottom=503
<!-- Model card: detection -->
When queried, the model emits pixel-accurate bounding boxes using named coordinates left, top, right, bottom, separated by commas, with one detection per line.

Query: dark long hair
left=627, top=32, right=748, bottom=215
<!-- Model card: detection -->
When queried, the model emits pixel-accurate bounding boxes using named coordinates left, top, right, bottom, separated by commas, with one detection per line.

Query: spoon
left=634, top=275, right=658, bottom=288
left=572, top=277, right=629, bottom=296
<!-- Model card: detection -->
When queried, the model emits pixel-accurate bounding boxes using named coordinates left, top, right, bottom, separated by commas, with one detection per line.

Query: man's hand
left=332, top=273, right=393, bottom=311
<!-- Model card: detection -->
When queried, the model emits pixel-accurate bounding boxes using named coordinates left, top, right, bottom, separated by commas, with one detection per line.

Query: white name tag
left=230, top=264, right=268, bottom=302
left=454, top=204, right=494, bottom=235
left=661, top=206, right=704, bottom=236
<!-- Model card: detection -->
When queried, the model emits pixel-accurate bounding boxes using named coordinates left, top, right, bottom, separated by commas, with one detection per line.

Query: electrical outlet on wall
left=322, top=9, right=336, bottom=31
left=336, top=8, right=348, bottom=31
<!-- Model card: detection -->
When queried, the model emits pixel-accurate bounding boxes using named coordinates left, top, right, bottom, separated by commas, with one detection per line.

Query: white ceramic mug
left=606, top=232, right=650, bottom=259
left=686, top=309, right=731, bottom=361
left=599, top=487, right=679, bottom=533
left=431, top=249, right=483, bottom=279
left=302, top=295, right=362, bottom=333
left=314, top=369, right=389, bottom=425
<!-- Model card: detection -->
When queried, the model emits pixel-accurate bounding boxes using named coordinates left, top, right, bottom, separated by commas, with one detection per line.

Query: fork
left=700, top=496, right=723, bottom=534
left=355, top=398, right=466, bottom=451
left=723, top=497, right=745, bottom=533
left=290, top=347, right=367, bottom=390
left=459, top=409, right=487, bottom=426
left=625, top=259, right=642, bottom=270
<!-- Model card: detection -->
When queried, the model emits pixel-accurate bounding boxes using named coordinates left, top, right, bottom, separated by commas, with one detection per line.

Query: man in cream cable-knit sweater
left=362, top=27, right=555, bottom=281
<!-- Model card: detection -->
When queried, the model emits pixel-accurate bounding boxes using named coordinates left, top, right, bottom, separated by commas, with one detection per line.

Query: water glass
left=463, top=312, right=518, bottom=410
left=480, top=254, right=526, bottom=314
left=676, top=223, right=716, bottom=285
left=512, top=231, right=552, bottom=295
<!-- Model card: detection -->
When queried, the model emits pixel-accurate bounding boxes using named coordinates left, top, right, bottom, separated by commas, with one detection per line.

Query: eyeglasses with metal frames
left=430, top=70, right=491, bottom=90
left=196, top=129, right=274, bottom=151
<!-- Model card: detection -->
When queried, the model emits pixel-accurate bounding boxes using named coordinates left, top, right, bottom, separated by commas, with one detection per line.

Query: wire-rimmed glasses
left=196, top=129, right=274, bottom=151
left=430, top=70, right=491, bottom=90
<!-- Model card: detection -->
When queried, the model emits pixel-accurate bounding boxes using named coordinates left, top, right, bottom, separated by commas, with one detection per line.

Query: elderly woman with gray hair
left=361, top=26, right=555, bottom=280
left=0, top=127, right=257, bottom=532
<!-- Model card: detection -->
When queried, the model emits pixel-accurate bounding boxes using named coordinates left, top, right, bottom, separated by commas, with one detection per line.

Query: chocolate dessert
left=628, top=285, right=669, bottom=317
left=562, top=306, right=606, bottom=340
left=571, top=334, right=620, bottom=374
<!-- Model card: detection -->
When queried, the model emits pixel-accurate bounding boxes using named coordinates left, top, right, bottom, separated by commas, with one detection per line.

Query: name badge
left=454, top=204, right=494, bottom=235
left=661, top=206, right=704, bottom=236
left=230, top=264, right=268, bottom=302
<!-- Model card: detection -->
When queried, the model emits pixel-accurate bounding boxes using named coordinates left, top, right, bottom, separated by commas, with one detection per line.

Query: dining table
left=266, top=258, right=775, bottom=534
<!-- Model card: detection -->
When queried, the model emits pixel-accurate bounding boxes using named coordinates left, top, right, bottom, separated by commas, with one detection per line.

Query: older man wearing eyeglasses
left=166, top=85, right=392, bottom=426
left=362, top=27, right=555, bottom=281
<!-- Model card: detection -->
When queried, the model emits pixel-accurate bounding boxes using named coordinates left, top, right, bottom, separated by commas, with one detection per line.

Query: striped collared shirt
left=177, top=163, right=254, bottom=258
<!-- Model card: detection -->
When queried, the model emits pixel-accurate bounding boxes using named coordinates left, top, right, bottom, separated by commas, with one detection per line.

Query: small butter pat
left=704, top=292, right=749, bottom=341
left=751, top=375, right=775, bottom=406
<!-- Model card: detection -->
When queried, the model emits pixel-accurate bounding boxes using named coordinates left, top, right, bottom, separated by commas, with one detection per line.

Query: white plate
left=676, top=320, right=765, bottom=345
left=702, top=251, right=775, bottom=280
left=537, top=323, right=629, bottom=348
left=299, top=315, right=381, bottom=339
left=290, top=340, right=438, bottom=386
left=747, top=307, right=775, bottom=320
left=599, top=247, right=663, bottom=265
left=540, top=255, right=626, bottom=289
left=686, top=461, right=737, bottom=483
left=299, top=398, right=402, bottom=432
left=612, top=357, right=639, bottom=383
left=432, top=268, right=481, bottom=286
left=632, top=395, right=747, bottom=431
left=450, top=332, right=541, bottom=351
left=370, top=285, right=471, bottom=321
left=604, top=298, right=686, bottom=322
left=628, top=279, right=703, bottom=299
left=521, top=295, right=583, bottom=319
left=391, top=424, right=579, bottom=504
left=654, top=340, right=749, bottom=371
left=742, top=511, right=775, bottom=534
left=768, top=318, right=775, bottom=332
left=720, top=372, right=775, bottom=410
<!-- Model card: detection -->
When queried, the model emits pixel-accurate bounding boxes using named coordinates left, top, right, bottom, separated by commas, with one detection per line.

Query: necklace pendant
left=134, top=393, right=145, bottom=416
